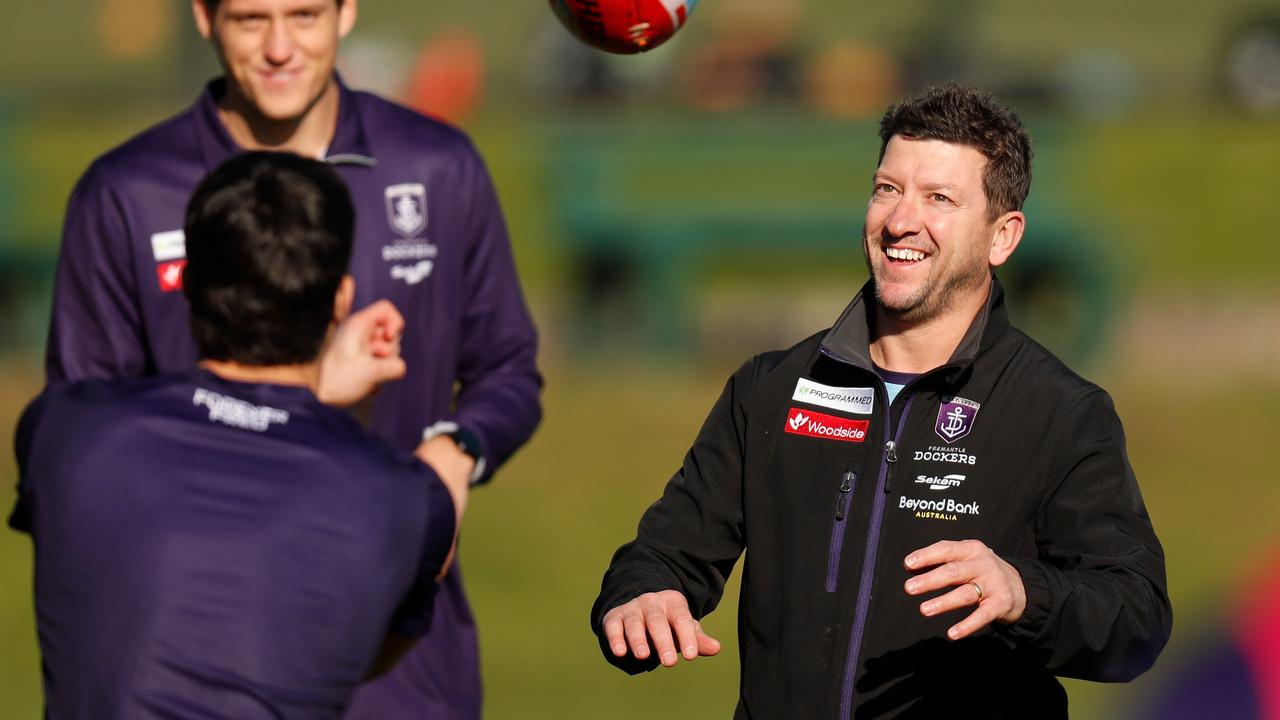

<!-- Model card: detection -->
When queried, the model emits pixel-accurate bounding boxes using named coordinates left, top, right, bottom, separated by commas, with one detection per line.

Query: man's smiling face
left=863, top=135, right=998, bottom=324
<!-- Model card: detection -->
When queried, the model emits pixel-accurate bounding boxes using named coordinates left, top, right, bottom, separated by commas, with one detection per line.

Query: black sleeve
left=590, top=360, right=754, bottom=674
left=999, top=389, right=1172, bottom=681
left=387, top=463, right=458, bottom=638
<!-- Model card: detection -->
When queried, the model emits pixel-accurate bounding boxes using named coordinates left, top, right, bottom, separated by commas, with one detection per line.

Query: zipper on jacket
left=883, top=441, right=899, bottom=494
left=838, top=394, right=916, bottom=720
left=824, top=471, right=858, bottom=593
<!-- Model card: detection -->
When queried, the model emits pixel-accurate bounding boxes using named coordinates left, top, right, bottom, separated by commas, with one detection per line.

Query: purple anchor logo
left=935, top=396, right=980, bottom=444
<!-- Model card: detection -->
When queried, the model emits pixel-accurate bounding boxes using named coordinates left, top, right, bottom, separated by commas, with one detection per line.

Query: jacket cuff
left=997, top=556, right=1052, bottom=646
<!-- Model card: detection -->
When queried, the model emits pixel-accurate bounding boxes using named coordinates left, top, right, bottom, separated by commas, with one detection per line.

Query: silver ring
left=970, top=582, right=983, bottom=602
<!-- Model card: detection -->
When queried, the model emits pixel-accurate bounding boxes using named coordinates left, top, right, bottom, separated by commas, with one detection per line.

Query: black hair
left=878, top=83, right=1033, bottom=219
left=182, top=151, right=354, bottom=365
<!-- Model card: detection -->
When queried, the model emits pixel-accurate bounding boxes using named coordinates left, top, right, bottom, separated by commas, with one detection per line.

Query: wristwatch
left=421, top=421, right=487, bottom=485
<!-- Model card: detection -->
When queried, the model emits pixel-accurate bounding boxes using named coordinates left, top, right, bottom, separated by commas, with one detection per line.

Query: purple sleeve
left=45, top=164, right=148, bottom=383
left=388, top=463, right=458, bottom=637
left=448, top=145, right=543, bottom=482
left=9, top=390, right=53, bottom=534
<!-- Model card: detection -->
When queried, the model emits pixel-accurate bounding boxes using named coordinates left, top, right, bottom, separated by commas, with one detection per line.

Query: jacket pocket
left=825, top=471, right=858, bottom=592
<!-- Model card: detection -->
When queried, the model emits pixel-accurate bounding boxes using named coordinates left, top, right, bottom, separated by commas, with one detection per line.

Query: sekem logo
left=390, top=260, right=434, bottom=285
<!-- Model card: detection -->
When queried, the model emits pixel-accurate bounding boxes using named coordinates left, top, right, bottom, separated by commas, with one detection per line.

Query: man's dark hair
left=878, top=83, right=1033, bottom=220
left=183, top=151, right=354, bottom=366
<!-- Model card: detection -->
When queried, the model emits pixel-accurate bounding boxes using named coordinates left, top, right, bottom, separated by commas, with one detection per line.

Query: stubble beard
left=865, top=231, right=990, bottom=325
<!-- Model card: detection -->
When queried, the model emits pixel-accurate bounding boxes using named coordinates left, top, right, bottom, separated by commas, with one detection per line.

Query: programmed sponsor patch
left=792, top=378, right=874, bottom=415
left=784, top=407, right=869, bottom=443
left=150, top=229, right=186, bottom=261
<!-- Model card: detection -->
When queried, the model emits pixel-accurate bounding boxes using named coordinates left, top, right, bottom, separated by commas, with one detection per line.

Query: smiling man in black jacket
left=591, top=84, right=1171, bottom=718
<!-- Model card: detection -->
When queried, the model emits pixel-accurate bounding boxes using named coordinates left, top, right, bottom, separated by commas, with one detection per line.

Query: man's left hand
left=903, top=539, right=1026, bottom=640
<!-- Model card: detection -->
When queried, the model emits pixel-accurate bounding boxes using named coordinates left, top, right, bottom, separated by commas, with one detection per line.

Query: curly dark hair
left=878, top=83, right=1033, bottom=220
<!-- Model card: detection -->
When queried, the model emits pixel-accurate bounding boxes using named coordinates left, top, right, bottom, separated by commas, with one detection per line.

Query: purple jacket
left=45, top=77, right=542, bottom=718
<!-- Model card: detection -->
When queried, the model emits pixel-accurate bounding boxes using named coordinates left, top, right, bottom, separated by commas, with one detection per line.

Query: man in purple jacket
left=15, top=152, right=460, bottom=719
left=45, top=0, right=542, bottom=717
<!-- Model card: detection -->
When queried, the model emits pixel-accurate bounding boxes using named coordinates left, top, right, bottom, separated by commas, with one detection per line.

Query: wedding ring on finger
left=970, top=582, right=983, bottom=602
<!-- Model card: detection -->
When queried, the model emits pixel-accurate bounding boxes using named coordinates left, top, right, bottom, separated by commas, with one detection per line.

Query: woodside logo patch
left=784, top=407, right=869, bottom=443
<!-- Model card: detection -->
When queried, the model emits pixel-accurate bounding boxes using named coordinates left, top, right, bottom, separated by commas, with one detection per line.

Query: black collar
left=818, top=275, right=1011, bottom=386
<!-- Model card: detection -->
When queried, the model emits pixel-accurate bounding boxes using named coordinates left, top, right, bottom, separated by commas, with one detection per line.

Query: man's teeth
left=886, top=247, right=926, bottom=261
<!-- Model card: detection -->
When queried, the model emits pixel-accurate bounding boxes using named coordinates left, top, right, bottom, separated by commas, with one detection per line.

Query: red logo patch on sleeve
left=156, top=260, right=186, bottom=292
left=785, top=407, right=869, bottom=443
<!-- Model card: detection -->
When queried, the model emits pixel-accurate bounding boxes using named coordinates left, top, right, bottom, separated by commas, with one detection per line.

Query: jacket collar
left=819, top=274, right=1011, bottom=385
left=194, top=74, right=376, bottom=170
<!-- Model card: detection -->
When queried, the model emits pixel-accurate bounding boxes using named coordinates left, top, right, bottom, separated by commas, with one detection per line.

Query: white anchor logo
left=940, top=407, right=967, bottom=440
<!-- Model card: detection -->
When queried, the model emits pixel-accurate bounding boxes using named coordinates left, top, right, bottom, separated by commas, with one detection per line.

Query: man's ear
left=337, top=0, right=358, bottom=39
left=192, top=0, right=214, bottom=41
left=988, top=211, right=1025, bottom=268
left=333, top=275, right=355, bottom=324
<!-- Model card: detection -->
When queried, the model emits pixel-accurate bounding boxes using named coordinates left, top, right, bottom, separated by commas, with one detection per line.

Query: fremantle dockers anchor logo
left=935, top=396, right=980, bottom=444
left=385, top=183, right=427, bottom=237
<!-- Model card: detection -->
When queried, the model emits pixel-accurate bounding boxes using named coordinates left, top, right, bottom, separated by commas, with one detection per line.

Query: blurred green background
left=2, top=0, right=1280, bottom=716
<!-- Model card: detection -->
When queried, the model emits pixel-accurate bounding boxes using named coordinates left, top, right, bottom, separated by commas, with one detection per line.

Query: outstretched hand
left=317, top=300, right=407, bottom=406
left=601, top=590, right=721, bottom=667
left=904, top=539, right=1026, bottom=641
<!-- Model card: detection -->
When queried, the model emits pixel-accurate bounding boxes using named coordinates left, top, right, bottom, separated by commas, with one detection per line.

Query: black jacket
left=592, top=279, right=1171, bottom=719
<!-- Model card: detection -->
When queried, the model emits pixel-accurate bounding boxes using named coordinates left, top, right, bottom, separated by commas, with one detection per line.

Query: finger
left=695, top=621, right=722, bottom=657
left=371, top=357, right=407, bottom=383
left=917, top=581, right=984, bottom=618
left=602, top=611, right=628, bottom=657
left=667, top=602, right=700, bottom=660
left=947, top=603, right=1001, bottom=641
left=904, top=559, right=980, bottom=595
left=905, top=539, right=981, bottom=571
left=643, top=601, right=680, bottom=667
left=622, top=607, right=651, bottom=660
left=368, top=334, right=401, bottom=358
left=374, top=300, right=406, bottom=336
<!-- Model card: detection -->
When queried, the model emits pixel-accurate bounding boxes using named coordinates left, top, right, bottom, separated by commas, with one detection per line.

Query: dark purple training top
left=10, top=370, right=456, bottom=720
left=45, top=76, right=541, bottom=718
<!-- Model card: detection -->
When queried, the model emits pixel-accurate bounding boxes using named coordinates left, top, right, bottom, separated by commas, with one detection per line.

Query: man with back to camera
left=13, top=152, right=462, bottom=719
left=46, top=1, right=542, bottom=715
left=591, top=84, right=1171, bottom=717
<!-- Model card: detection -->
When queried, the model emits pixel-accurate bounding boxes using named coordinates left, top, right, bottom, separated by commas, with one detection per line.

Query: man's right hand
left=601, top=590, right=721, bottom=667
left=317, top=300, right=406, bottom=407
